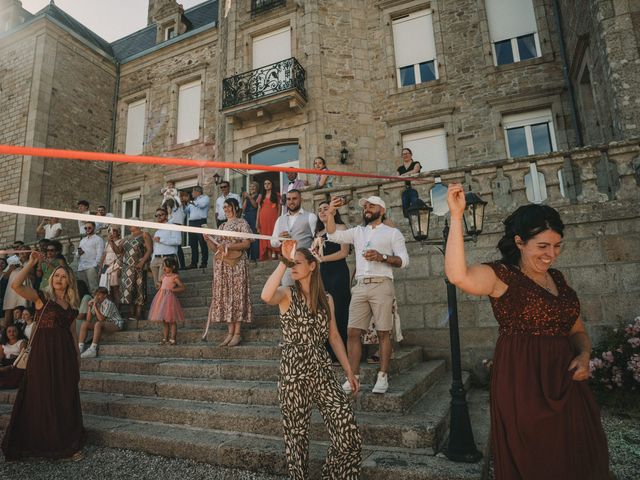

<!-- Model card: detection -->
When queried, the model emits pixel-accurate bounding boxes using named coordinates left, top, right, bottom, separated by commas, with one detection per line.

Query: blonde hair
left=43, top=265, right=80, bottom=309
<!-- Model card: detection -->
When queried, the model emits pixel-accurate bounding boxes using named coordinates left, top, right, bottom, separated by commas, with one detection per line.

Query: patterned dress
left=486, top=262, right=609, bottom=480
left=120, top=234, right=148, bottom=306
left=1, top=292, right=85, bottom=459
left=207, top=218, right=253, bottom=325
left=279, top=287, right=361, bottom=479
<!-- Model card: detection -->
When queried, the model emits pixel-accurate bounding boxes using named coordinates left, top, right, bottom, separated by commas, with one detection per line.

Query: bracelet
left=279, top=255, right=295, bottom=268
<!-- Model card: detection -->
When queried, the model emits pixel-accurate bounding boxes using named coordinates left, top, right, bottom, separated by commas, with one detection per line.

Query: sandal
left=367, top=354, right=380, bottom=364
left=227, top=334, right=241, bottom=347
left=169, top=339, right=177, bottom=346
left=62, top=451, right=84, bottom=462
left=219, top=334, right=233, bottom=346
left=159, top=338, right=168, bottom=345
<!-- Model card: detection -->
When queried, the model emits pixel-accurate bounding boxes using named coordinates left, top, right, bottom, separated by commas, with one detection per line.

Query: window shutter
left=125, top=99, right=145, bottom=155
left=485, top=0, right=537, bottom=42
left=392, top=11, right=436, bottom=68
left=252, top=26, right=291, bottom=69
left=402, top=128, right=448, bottom=172
left=176, top=80, right=201, bottom=144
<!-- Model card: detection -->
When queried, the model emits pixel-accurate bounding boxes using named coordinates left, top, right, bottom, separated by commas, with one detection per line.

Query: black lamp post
left=212, top=172, right=222, bottom=185
left=407, top=188, right=486, bottom=463
left=340, top=147, right=349, bottom=164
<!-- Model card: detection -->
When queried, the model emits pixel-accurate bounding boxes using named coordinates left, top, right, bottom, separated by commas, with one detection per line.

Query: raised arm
left=261, top=240, right=296, bottom=308
left=444, top=183, right=502, bottom=297
left=11, top=252, right=43, bottom=307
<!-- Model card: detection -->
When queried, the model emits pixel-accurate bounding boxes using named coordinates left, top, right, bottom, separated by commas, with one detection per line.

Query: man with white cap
left=326, top=195, right=409, bottom=394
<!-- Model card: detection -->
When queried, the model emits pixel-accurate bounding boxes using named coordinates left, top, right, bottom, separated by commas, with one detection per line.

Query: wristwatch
left=382, top=254, right=388, bottom=263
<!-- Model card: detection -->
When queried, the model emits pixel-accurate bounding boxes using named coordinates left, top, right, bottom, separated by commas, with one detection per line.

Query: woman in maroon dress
left=2, top=252, right=85, bottom=461
left=444, top=184, right=609, bottom=480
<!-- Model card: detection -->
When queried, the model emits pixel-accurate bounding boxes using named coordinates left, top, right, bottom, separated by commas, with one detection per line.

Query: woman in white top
left=100, top=227, right=124, bottom=308
left=22, top=309, right=36, bottom=340
left=36, top=217, right=63, bottom=240
left=0, top=325, right=25, bottom=366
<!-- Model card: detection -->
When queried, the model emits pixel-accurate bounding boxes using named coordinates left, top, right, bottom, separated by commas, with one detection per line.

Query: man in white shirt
left=167, top=196, right=187, bottom=269
left=184, top=185, right=210, bottom=269
left=271, top=189, right=317, bottom=286
left=214, top=181, right=241, bottom=227
left=76, top=221, right=105, bottom=292
left=77, top=200, right=90, bottom=235
left=326, top=195, right=409, bottom=395
left=150, top=207, right=182, bottom=287
left=95, top=205, right=114, bottom=231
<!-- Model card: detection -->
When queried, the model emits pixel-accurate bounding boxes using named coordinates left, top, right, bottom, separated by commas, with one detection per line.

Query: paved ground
left=0, top=445, right=286, bottom=480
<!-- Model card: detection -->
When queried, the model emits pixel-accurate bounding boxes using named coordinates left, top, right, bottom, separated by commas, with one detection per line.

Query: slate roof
left=37, top=3, right=114, bottom=56
left=27, top=0, right=217, bottom=62
left=111, top=0, right=218, bottom=61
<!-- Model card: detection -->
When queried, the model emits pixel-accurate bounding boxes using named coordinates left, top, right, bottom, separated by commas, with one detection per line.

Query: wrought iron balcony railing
left=222, top=57, right=307, bottom=110
left=251, top=0, right=286, bottom=16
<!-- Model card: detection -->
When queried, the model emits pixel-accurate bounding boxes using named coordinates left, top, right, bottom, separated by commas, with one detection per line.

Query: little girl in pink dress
left=148, top=257, right=185, bottom=345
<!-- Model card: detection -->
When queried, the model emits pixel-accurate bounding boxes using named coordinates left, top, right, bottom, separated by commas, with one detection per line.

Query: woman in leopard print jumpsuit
left=261, top=245, right=362, bottom=479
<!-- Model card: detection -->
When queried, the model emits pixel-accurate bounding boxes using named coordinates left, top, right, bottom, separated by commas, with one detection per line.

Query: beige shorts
left=348, top=277, right=395, bottom=332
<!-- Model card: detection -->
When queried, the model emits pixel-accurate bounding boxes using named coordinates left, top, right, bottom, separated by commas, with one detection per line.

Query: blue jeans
left=401, top=187, right=419, bottom=218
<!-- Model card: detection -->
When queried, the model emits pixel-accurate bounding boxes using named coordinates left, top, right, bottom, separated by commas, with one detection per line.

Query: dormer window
left=164, top=25, right=176, bottom=41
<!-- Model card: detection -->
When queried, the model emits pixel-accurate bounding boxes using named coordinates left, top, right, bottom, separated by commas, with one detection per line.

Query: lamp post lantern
left=408, top=185, right=485, bottom=463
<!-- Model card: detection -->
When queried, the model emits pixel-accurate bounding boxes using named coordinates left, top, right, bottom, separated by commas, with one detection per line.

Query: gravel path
left=0, top=445, right=286, bottom=480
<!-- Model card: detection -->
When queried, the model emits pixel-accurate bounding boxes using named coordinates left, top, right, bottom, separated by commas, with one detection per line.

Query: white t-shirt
left=44, top=223, right=63, bottom=239
left=2, top=340, right=24, bottom=357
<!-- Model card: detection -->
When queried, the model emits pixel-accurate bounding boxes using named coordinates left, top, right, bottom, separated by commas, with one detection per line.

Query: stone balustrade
left=303, top=139, right=640, bottom=372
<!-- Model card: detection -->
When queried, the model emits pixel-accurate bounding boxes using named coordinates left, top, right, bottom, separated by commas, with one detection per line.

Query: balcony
left=251, top=0, right=286, bottom=16
left=221, top=57, right=307, bottom=123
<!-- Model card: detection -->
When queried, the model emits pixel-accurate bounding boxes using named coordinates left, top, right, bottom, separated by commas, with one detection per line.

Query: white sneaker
left=372, top=372, right=389, bottom=394
left=342, top=375, right=359, bottom=394
left=80, top=345, right=98, bottom=359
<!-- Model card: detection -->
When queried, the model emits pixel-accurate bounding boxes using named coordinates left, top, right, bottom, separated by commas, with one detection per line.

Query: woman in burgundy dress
left=444, top=184, right=609, bottom=480
left=2, top=251, right=85, bottom=461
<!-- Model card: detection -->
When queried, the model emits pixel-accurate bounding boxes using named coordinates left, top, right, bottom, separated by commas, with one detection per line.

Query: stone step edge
left=0, top=409, right=484, bottom=479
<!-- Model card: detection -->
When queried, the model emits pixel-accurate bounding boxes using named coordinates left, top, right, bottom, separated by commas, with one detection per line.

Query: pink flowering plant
left=589, top=316, right=640, bottom=407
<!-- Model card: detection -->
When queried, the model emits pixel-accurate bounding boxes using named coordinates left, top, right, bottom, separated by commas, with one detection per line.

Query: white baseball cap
left=358, top=195, right=386, bottom=210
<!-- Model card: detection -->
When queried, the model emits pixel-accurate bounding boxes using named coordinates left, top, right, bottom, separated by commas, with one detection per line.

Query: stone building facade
left=0, top=0, right=638, bottom=366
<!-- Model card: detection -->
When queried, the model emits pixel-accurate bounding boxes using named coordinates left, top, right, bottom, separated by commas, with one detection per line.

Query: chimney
left=147, top=0, right=181, bottom=25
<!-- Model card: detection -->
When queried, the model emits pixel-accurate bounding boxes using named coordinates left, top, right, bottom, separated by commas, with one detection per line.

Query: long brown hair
left=43, top=265, right=80, bottom=309
left=293, top=248, right=330, bottom=315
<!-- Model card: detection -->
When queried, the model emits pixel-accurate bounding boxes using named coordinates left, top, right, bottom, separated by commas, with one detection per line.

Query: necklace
left=520, top=267, right=554, bottom=293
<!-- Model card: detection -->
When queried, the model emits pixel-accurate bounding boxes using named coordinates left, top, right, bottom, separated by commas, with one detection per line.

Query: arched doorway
left=229, top=143, right=299, bottom=201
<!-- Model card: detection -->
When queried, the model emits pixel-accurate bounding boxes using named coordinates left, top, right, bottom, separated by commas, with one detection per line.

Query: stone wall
left=559, top=0, right=640, bottom=143
left=0, top=28, right=36, bottom=243
left=305, top=140, right=640, bottom=370
left=111, top=29, right=219, bottom=222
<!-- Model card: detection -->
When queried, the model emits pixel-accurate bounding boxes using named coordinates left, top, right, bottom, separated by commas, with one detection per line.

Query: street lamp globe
left=462, top=192, right=487, bottom=237
left=407, top=199, right=433, bottom=242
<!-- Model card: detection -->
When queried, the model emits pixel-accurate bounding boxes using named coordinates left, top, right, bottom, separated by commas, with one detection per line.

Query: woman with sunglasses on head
left=261, top=243, right=361, bottom=479
left=2, top=251, right=85, bottom=462
left=37, top=241, right=67, bottom=292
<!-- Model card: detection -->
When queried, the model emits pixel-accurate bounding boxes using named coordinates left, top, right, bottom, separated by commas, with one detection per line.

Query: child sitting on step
left=148, top=257, right=185, bottom=345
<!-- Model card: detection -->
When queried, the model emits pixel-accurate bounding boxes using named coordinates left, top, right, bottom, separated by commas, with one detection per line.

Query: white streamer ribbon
left=0, top=203, right=285, bottom=242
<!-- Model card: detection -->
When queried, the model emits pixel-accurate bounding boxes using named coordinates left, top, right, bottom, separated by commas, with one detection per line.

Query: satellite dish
left=430, top=181, right=449, bottom=217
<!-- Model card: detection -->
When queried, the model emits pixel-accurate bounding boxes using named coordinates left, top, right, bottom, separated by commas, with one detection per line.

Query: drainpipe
left=551, top=0, right=584, bottom=147
left=106, top=61, right=121, bottom=209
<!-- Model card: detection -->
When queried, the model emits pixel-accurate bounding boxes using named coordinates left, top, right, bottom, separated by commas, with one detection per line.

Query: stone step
left=0, top=380, right=445, bottom=450
left=125, top=314, right=280, bottom=331
left=94, top=342, right=282, bottom=361
left=103, top=327, right=282, bottom=344
left=76, top=360, right=443, bottom=414
left=81, top=346, right=424, bottom=384
left=0, top=407, right=484, bottom=479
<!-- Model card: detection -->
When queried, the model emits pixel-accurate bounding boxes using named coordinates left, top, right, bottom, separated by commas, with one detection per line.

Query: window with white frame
left=164, top=25, right=176, bottom=41
left=402, top=128, right=448, bottom=172
left=176, top=80, right=201, bottom=144
left=502, top=109, right=557, bottom=158
left=252, top=26, right=291, bottom=70
left=485, top=0, right=540, bottom=66
left=121, top=190, right=141, bottom=219
left=124, top=98, right=146, bottom=155
left=392, top=10, right=438, bottom=87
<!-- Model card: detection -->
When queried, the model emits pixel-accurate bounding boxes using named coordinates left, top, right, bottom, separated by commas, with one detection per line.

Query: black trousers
left=188, top=219, right=208, bottom=267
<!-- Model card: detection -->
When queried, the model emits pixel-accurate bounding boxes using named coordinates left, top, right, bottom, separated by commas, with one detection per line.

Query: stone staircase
left=0, top=261, right=489, bottom=479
